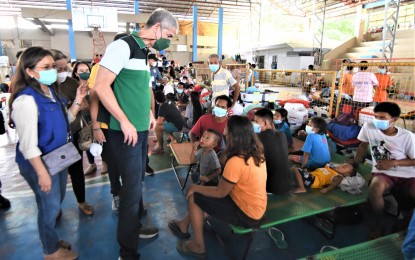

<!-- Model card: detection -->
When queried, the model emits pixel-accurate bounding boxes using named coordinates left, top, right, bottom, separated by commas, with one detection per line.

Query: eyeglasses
left=34, top=65, right=57, bottom=71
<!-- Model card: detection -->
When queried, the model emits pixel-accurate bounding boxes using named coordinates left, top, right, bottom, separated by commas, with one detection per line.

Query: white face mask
left=57, top=72, right=69, bottom=82
left=353, top=67, right=359, bottom=73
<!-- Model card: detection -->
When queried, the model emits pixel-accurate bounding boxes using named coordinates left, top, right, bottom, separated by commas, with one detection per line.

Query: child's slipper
left=176, top=240, right=206, bottom=259
left=168, top=220, right=191, bottom=239
left=267, top=227, right=288, bottom=249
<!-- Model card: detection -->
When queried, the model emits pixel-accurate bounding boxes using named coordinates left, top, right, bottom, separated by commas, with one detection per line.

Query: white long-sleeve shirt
left=12, top=94, right=75, bottom=160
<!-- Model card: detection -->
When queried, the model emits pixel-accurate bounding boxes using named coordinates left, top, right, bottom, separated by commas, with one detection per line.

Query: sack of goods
left=285, top=102, right=308, bottom=133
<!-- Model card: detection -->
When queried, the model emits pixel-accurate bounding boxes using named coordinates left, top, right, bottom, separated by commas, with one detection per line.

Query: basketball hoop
left=88, top=24, right=101, bottom=30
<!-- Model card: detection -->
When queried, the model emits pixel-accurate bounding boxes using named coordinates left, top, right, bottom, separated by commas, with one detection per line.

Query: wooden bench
left=299, top=232, right=405, bottom=260
left=170, top=142, right=195, bottom=191
left=212, top=153, right=373, bottom=259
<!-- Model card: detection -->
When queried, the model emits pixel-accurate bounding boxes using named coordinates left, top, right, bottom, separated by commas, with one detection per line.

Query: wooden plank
left=170, top=142, right=194, bottom=165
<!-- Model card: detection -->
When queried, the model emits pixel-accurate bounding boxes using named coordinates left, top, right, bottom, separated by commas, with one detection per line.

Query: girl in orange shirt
left=374, top=66, right=392, bottom=103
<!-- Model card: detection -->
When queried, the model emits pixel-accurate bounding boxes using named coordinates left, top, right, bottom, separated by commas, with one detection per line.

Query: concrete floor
left=0, top=131, right=402, bottom=260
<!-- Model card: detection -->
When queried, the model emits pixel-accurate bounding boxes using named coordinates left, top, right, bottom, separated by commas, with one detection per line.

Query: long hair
left=9, top=47, right=57, bottom=115
left=71, top=61, right=91, bottom=82
left=190, top=91, right=202, bottom=125
left=225, top=116, right=264, bottom=167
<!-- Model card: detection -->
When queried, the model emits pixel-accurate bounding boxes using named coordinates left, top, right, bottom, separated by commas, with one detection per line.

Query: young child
left=291, top=163, right=356, bottom=193
left=288, top=117, right=331, bottom=169
left=274, top=108, right=293, bottom=147
left=190, top=129, right=222, bottom=186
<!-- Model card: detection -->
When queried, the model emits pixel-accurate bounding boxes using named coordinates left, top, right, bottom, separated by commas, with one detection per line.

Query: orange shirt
left=374, top=73, right=391, bottom=102
left=222, top=156, right=267, bottom=220
left=342, top=73, right=354, bottom=96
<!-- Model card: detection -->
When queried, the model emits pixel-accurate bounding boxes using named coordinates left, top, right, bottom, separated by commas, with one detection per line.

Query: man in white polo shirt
left=208, top=54, right=240, bottom=108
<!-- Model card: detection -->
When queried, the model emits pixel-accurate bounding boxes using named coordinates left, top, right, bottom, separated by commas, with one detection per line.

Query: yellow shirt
left=223, top=156, right=267, bottom=220
left=88, top=63, right=108, bottom=129
left=310, top=164, right=340, bottom=189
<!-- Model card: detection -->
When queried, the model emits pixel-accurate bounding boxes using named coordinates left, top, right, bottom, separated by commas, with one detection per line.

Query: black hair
left=114, top=32, right=128, bottom=41
left=178, top=82, right=185, bottom=88
left=183, top=76, right=188, bottom=80
left=16, top=51, right=23, bottom=60
left=188, top=63, right=193, bottom=67
left=71, top=61, right=77, bottom=67
left=71, top=61, right=91, bottom=81
left=154, top=90, right=166, bottom=103
left=148, top=53, right=157, bottom=61
left=251, top=64, right=257, bottom=69
left=346, top=62, right=354, bottom=71
left=254, top=108, right=273, bottom=124
left=342, top=59, right=348, bottom=63
left=206, top=128, right=221, bottom=143
left=308, top=64, right=314, bottom=70
left=275, top=108, right=290, bottom=126
left=310, top=117, right=327, bottom=135
left=374, top=102, right=401, bottom=118
left=9, top=47, right=58, bottom=116
left=179, top=66, right=184, bottom=71
left=359, top=60, right=368, bottom=71
left=166, top=93, right=176, bottom=101
left=225, top=116, right=264, bottom=167
left=189, top=91, right=203, bottom=124
left=50, top=49, right=67, bottom=61
left=215, top=95, right=232, bottom=108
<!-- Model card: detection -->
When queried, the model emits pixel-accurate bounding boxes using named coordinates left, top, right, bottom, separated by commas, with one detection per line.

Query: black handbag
left=41, top=94, right=81, bottom=176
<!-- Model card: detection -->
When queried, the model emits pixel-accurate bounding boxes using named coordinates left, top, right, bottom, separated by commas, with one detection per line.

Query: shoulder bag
left=41, top=95, right=81, bottom=176
left=78, top=115, right=93, bottom=151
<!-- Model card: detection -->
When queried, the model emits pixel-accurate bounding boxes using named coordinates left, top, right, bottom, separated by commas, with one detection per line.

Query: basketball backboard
left=72, top=6, right=118, bottom=32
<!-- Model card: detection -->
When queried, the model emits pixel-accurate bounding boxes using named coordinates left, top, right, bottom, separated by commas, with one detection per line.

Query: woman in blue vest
left=9, top=47, right=87, bottom=259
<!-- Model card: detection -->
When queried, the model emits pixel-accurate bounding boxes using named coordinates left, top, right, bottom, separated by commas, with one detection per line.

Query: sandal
left=267, top=227, right=288, bottom=249
left=176, top=240, right=206, bottom=259
left=168, top=220, right=190, bottom=239
left=79, top=202, right=94, bottom=216
left=151, top=147, right=164, bottom=154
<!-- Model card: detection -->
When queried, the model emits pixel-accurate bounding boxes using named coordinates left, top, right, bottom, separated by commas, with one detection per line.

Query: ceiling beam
left=33, top=18, right=55, bottom=36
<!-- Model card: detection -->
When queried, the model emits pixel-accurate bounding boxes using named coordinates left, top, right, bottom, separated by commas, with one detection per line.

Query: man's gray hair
left=208, top=54, right=220, bottom=61
left=146, top=8, right=178, bottom=30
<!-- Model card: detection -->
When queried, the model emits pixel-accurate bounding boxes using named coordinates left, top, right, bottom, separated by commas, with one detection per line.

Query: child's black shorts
left=298, top=168, right=315, bottom=187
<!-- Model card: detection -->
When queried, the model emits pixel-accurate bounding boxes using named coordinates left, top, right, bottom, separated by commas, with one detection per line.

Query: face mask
left=353, top=67, right=359, bottom=73
left=253, top=123, right=261, bottom=133
left=35, top=69, right=57, bottom=85
left=79, top=72, right=90, bottom=80
left=57, top=72, right=69, bottom=82
left=378, top=69, right=386, bottom=74
left=274, top=119, right=282, bottom=124
left=156, top=82, right=161, bottom=86
left=213, top=106, right=227, bottom=117
left=209, top=64, right=219, bottom=73
left=177, top=88, right=183, bottom=93
left=152, top=62, right=157, bottom=67
left=152, top=26, right=171, bottom=51
left=89, top=142, right=103, bottom=156
left=373, top=118, right=391, bottom=130
left=182, top=80, right=187, bottom=83
left=305, top=125, right=315, bottom=134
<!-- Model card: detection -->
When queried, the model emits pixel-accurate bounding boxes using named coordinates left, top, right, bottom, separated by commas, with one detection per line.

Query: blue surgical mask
left=274, top=119, right=282, bottom=125
left=209, top=64, right=219, bottom=73
left=373, top=118, right=391, bottom=130
left=378, top=69, right=386, bottom=74
left=253, top=123, right=261, bottom=133
left=177, top=89, right=183, bottom=93
left=213, top=106, right=227, bottom=117
left=305, top=125, right=315, bottom=134
left=35, top=69, right=57, bottom=85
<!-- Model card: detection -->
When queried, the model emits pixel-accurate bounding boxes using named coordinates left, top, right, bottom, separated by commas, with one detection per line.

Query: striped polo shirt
left=211, top=67, right=237, bottom=104
left=100, top=32, right=151, bottom=132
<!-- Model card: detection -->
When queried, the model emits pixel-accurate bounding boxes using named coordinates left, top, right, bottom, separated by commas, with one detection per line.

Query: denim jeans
left=18, top=163, right=68, bottom=254
left=107, top=130, right=148, bottom=260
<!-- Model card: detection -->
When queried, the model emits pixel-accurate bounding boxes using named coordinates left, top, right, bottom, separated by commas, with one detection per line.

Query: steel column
left=218, top=7, right=224, bottom=59
left=382, top=0, right=401, bottom=61
left=134, top=0, right=140, bottom=31
left=192, top=5, right=198, bottom=62
left=66, top=0, right=76, bottom=61
left=312, top=0, right=326, bottom=66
